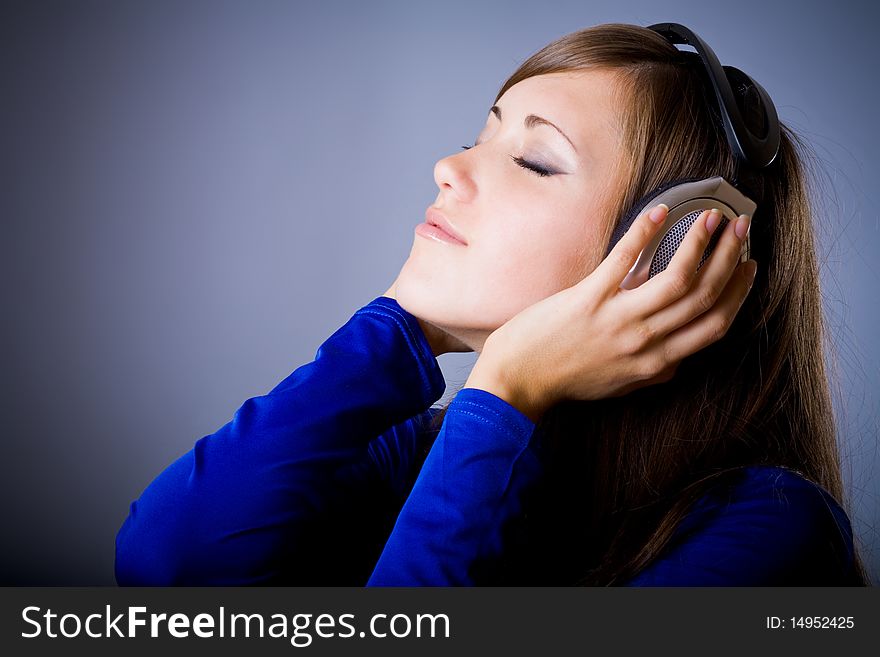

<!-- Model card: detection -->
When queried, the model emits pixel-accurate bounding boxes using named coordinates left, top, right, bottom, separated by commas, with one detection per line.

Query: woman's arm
left=115, top=296, right=446, bottom=585
left=366, top=418, right=857, bottom=586
left=366, top=387, right=543, bottom=586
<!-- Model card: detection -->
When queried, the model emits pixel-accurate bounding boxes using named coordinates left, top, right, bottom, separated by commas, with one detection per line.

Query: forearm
left=367, top=387, right=543, bottom=586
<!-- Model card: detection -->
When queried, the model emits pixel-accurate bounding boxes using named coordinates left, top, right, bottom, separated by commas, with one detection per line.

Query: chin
left=394, top=273, right=450, bottom=323
left=399, top=283, right=498, bottom=339
left=398, top=255, right=520, bottom=327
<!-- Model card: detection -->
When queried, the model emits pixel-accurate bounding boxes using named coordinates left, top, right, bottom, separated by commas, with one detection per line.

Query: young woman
left=115, top=23, right=869, bottom=586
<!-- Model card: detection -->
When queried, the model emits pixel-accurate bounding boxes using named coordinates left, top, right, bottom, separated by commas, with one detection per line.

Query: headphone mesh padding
left=649, top=210, right=729, bottom=279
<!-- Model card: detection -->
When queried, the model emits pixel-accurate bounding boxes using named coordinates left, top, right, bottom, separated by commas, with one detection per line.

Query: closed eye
left=460, top=144, right=555, bottom=178
left=510, top=155, right=553, bottom=177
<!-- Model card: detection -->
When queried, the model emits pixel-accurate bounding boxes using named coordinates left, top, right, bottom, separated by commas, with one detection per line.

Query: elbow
left=114, top=502, right=190, bottom=586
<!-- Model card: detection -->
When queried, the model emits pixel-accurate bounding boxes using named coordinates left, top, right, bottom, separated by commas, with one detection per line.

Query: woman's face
left=394, top=69, right=628, bottom=353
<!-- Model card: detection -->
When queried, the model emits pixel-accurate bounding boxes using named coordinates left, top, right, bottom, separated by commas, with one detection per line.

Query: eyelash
left=460, top=143, right=554, bottom=178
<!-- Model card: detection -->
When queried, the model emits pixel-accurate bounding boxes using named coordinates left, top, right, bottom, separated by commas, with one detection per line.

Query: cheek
left=477, top=224, right=590, bottom=305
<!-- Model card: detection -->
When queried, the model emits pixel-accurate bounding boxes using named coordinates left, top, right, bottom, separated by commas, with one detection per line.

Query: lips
left=425, top=207, right=468, bottom=245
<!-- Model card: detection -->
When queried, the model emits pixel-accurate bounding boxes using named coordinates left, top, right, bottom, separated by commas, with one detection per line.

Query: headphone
left=608, top=22, right=781, bottom=289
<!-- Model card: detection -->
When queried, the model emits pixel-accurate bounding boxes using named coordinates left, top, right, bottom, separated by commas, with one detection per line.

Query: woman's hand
left=382, top=278, right=473, bottom=358
left=465, top=203, right=758, bottom=422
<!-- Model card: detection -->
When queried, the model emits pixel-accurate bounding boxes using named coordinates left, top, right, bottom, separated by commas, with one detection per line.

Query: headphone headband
left=603, top=23, right=777, bottom=279
left=647, top=23, right=781, bottom=182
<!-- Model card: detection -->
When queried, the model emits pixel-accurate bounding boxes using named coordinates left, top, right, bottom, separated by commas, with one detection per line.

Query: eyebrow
left=489, top=104, right=578, bottom=154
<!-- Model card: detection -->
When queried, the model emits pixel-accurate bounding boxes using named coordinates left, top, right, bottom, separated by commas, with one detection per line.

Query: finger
left=623, top=208, right=720, bottom=317
left=643, top=212, right=751, bottom=337
left=659, top=258, right=757, bottom=364
left=591, top=203, right=669, bottom=298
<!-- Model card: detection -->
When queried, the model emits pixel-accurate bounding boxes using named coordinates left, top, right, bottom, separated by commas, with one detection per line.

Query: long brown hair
left=422, top=23, right=870, bottom=586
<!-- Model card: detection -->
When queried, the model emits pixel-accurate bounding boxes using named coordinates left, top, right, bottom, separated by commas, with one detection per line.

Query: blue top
left=114, top=295, right=859, bottom=586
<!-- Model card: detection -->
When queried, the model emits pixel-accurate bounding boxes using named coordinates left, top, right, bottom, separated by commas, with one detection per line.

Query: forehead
left=496, top=69, right=624, bottom=155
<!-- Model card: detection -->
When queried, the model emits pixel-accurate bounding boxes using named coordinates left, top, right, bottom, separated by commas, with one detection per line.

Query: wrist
left=416, top=318, right=444, bottom=357
left=463, top=356, right=548, bottom=423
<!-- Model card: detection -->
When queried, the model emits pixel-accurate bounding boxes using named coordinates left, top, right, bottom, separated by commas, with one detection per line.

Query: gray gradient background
left=2, top=0, right=878, bottom=585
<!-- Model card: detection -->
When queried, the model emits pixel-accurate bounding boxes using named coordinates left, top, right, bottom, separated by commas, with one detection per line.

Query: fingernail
left=735, top=214, right=751, bottom=240
left=649, top=203, right=668, bottom=223
left=705, top=208, right=722, bottom=233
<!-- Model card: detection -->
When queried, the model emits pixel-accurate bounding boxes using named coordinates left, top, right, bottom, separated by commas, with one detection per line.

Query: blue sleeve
left=620, top=467, right=857, bottom=586
left=366, top=387, right=543, bottom=586
left=115, top=296, right=446, bottom=585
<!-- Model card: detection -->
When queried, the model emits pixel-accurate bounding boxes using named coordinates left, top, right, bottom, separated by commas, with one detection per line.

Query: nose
left=433, top=149, right=476, bottom=202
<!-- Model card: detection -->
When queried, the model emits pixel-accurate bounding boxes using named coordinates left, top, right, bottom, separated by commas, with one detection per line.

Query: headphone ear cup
left=648, top=209, right=729, bottom=280
left=606, top=176, right=706, bottom=257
